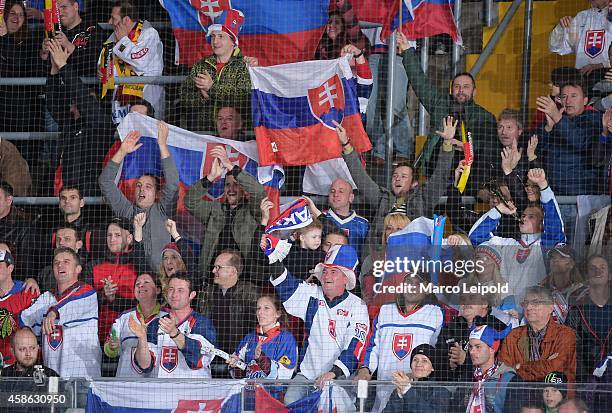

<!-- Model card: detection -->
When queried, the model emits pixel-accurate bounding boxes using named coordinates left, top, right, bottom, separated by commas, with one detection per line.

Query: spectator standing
left=47, top=39, right=114, bottom=196
left=0, top=1, right=46, bottom=135
left=357, top=273, right=443, bottom=412
left=184, top=147, right=265, bottom=276
left=282, top=219, right=326, bottom=281
left=37, top=223, right=85, bottom=293
left=84, top=217, right=141, bottom=343
left=104, top=272, right=165, bottom=377
left=180, top=9, right=256, bottom=132
left=40, top=0, right=99, bottom=77
left=154, top=219, right=197, bottom=295
left=565, top=255, right=611, bottom=412
left=99, top=0, right=164, bottom=123
left=397, top=32, right=498, bottom=197
left=99, top=125, right=179, bottom=271
left=266, top=244, right=369, bottom=404
left=469, top=169, right=566, bottom=304
left=19, top=247, right=101, bottom=378
left=498, top=286, right=576, bottom=383
left=549, top=0, right=610, bottom=84
left=198, top=250, right=258, bottom=377
left=131, top=273, right=217, bottom=378
left=337, top=116, right=454, bottom=257
left=0, top=250, right=38, bottom=366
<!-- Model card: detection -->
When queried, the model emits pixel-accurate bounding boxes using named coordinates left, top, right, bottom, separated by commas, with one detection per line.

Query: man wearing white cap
left=267, top=244, right=369, bottom=404
left=465, top=324, right=517, bottom=413
left=180, top=8, right=258, bottom=132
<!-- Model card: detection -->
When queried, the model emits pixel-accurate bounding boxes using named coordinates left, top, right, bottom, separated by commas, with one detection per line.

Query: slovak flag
left=250, top=56, right=372, bottom=166
left=115, top=113, right=284, bottom=215
left=160, top=0, right=330, bottom=66
left=86, top=380, right=243, bottom=412
left=382, top=0, right=462, bottom=43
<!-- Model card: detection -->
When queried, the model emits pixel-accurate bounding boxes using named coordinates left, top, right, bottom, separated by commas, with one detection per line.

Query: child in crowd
left=283, top=220, right=326, bottom=280
left=542, top=372, right=568, bottom=413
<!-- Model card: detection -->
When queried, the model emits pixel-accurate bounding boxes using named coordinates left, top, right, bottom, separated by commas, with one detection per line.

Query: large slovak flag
left=115, top=113, right=284, bottom=215
left=250, top=56, right=372, bottom=166
left=255, top=384, right=354, bottom=413
left=159, top=0, right=330, bottom=66
left=86, top=380, right=243, bottom=412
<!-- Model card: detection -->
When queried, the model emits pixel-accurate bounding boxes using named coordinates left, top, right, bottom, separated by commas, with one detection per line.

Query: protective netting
left=0, top=0, right=610, bottom=412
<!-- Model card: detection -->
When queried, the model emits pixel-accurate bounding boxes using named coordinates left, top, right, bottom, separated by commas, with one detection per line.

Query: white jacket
left=549, top=6, right=612, bottom=69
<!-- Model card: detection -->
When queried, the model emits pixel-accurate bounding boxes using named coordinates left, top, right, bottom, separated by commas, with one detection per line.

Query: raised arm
left=157, top=122, right=179, bottom=216
left=99, top=132, right=142, bottom=218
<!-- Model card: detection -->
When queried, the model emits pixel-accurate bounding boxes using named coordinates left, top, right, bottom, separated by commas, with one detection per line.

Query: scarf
left=99, top=20, right=145, bottom=100
left=467, top=362, right=499, bottom=413
left=528, top=323, right=548, bottom=361
left=262, top=198, right=312, bottom=263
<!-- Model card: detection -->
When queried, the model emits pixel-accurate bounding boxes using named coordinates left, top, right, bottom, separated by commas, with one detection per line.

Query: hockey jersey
left=469, top=187, right=566, bottom=304
left=100, top=21, right=165, bottom=123
left=18, top=282, right=101, bottom=378
left=107, top=305, right=167, bottom=377
left=549, top=6, right=612, bottom=69
left=233, top=325, right=297, bottom=379
left=363, top=303, right=443, bottom=412
left=271, top=268, right=369, bottom=380
left=0, top=281, right=38, bottom=366
left=136, top=310, right=217, bottom=378
left=322, top=210, right=369, bottom=257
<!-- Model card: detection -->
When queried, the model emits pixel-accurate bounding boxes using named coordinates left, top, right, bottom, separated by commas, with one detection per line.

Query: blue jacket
left=539, top=110, right=604, bottom=195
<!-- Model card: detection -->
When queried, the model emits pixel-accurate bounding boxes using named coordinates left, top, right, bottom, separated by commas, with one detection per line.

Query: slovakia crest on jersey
left=515, top=248, right=531, bottom=264
left=392, top=333, right=412, bottom=361
left=307, top=74, right=345, bottom=129
left=585, top=30, right=605, bottom=58
left=161, top=346, right=179, bottom=373
left=47, top=325, right=63, bottom=351
left=328, top=319, right=337, bottom=339
left=190, top=0, right=232, bottom=27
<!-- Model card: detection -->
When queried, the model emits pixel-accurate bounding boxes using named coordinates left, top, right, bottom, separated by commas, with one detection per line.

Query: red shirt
left=0, top=281, right=38, bottom=365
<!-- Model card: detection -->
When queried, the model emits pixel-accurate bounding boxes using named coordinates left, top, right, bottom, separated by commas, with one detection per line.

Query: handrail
left=0, top=75, right=187, bottom=86
left=470, top=0, right=523, bottom=77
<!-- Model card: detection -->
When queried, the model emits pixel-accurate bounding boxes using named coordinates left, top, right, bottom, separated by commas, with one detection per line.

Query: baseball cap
left=108, top=217, right=132, bottom=232
left=206, top=9, right=245, bottom=45
left=547, top=243, right=576, bottom=260
left=314, top=244, right=358, bottom=290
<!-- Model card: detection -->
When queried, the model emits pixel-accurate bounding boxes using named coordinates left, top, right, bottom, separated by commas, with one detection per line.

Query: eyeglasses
left=521, top=299, right=552, bottom=307
left=212, top=265, right=234, bottom=271
left=8, top=12, right=25, bottom=18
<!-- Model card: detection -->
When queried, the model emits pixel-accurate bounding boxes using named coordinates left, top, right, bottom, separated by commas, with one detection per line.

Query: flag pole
left=398, top=0, right=403, bottom=34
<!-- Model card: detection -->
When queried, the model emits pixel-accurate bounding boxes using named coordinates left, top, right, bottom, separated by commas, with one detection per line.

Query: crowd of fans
left=0, top=0, right=610, bottom=412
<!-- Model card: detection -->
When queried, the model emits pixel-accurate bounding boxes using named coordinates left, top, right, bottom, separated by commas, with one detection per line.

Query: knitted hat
left=469, top=324, right=512, bottom=352
left=410, top=344, right=436, bottom=365
left=206, top=9, right=245, bottom=45
left=314, top=244, right=358, bottom=290
left=543, top=371, right=568, bottom=398
left=475, top=245, right=502, bottom=268
left=161, top=243, right=181, bottom=258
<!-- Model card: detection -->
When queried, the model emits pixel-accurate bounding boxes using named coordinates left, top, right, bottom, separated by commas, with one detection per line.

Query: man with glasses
left=498, top=286, right=576, bottom=383
left=197, top=250, right=258, bottom=378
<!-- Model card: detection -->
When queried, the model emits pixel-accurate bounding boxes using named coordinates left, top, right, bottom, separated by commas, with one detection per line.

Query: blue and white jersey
left=322, top=210, right=369, bottom=257
left=363, top=303, right=443, bottom=412
left=234, top=326, right=297, bottom=379
left=136, top=310, right=217, bottom=378
left=19, top=282, right=101, bottom=378
left=469, top=187, right=566, bottom=303
left=363, top=303, right=443, bottom=379
left=271, top=268, right=369, bottom=380
left=109, top=306, right=167, bottom=377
